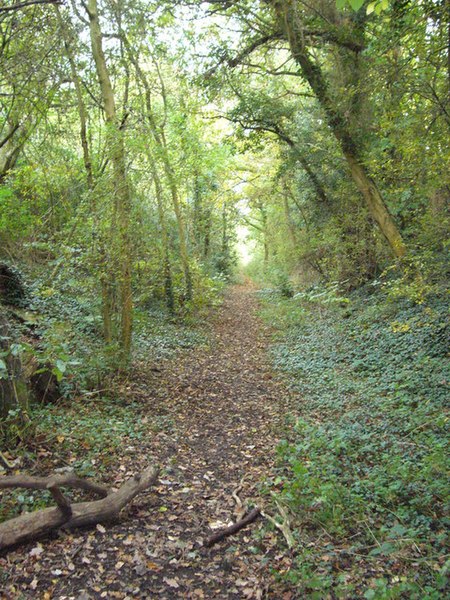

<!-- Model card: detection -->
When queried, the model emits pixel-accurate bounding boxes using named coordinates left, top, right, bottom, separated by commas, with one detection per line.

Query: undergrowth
left=1, top=269, right=214, bottom=523
left=259, top=282, right=449, bottom=599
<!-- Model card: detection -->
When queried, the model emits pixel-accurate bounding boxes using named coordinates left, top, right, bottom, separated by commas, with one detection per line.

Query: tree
left=85, top=0, right=133, bottom=364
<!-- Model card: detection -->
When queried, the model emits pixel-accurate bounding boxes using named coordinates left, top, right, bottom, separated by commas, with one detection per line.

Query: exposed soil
left=3, top=284, right=295, bottom=599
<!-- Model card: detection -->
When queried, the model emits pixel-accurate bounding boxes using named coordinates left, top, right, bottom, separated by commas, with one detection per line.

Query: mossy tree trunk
left=270, top=0, right=406, bottom=259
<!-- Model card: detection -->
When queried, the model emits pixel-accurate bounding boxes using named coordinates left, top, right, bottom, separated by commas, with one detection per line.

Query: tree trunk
left=86, top=0, right=133, bottom=364
left=0, top=121, right=30, bottom=183
left=166, top=164, right=193, bottom=301
left=56, top=8, right=94, bottom=190
left=148, top=153, right=175, bottom=313
left=271, top=0, right=406, bottom=259
left=123, top=40, right=193, bottom=301
left=56, top=7, right=113, bottom=342
left=203, top=212, right=212, bottom=259
left=282, top=185, right=298, bottom=249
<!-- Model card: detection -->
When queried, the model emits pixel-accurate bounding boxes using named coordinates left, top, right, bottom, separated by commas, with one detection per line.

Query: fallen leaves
left=3, top=286, right=294, bottom=598
left=29, top=544, right=44, bottom=558
left=163, top=577, right=180, bottom=588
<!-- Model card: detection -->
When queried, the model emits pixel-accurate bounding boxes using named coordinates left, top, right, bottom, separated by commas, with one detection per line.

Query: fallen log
left=0, top=466, right=159, bottom=552
left=204, top=506, right=261, bottom=547
left=0, top=472, right=109, bottom=497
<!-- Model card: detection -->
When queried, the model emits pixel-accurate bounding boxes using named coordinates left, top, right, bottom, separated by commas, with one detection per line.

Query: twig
left=204, top=507, right=261, bottom=547
left=261, top=497, right=295, bottom=549
left=47, top=484, right=72, bottom=519
left=231, top=475, right=247, bottom=520
left=0, top=0, right=61, bottom=13
left=0, top=452, right=14, bottom=471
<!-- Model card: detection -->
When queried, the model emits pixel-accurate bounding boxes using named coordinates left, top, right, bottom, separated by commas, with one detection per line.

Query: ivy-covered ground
left=1, top=280, right=449, bottom=598
left=258, top=284, right=449, bottom=598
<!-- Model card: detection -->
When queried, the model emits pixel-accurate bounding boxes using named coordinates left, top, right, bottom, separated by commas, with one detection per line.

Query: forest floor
left=3, top=284, right=296, bottom=599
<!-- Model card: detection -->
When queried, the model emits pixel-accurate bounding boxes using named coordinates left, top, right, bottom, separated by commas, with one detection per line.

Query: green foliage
left=133, top=303, right=208, bottom=362
left=0, top=187, right=34, bottom=243
left=336, top=0, right=390, bottom=14
left=261, top=284, right=449, bottom=597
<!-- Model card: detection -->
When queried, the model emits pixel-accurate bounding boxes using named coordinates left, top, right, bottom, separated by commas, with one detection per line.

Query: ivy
left=261, top=284, right=449, bottom=596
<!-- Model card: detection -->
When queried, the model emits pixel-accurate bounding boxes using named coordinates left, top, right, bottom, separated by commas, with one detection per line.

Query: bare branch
left=204, top=32, right=284, bottom=79
left=0, top=0, right=61, bottom=14
left=0, top=471, right=109, bottom=497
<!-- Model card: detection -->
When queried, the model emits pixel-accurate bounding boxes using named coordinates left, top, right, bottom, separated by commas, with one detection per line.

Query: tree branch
left=0, top=471, right=109, bottom=497
left=204, top=32, right=284, bottom=78
left=0, top=466, right=159, bottom=551
left=0, top=0, right=61, bottom=13
left=204, top=507, right=261, bottom=547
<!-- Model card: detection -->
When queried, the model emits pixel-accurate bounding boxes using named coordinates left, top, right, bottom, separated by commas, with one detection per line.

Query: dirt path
left=4, top=285, right=294, bottom=599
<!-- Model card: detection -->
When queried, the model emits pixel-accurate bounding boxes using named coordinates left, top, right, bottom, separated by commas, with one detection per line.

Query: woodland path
left=4, top=284, right=295, bottom=599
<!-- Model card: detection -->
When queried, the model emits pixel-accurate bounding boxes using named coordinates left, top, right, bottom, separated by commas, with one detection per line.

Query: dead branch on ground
left=204, top=506, right=261, bottom=547
left=261, top=496, right=295, bottom=549
left=0, top=466, right=159, bottom=551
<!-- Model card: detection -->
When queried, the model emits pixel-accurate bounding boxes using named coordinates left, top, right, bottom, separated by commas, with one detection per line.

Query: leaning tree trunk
left=86, top=0, right=133, bottom=364
left=0, top=122, right=30, bottom=183
left=271, top=0, right=406, bottom=259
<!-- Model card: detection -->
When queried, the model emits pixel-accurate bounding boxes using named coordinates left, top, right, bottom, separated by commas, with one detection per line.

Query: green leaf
left=55, top=359, right=67, bottom=374
left=336, top=0, right=347, bottom=9
left=10, top=343, right=23, bottom=357
left=350, top=0, right=365, bottom=10
left=52, top=367, right=64, bottom=382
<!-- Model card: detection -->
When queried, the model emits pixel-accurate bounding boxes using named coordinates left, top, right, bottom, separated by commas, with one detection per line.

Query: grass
left=258, top=284, right=449, bottom=599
